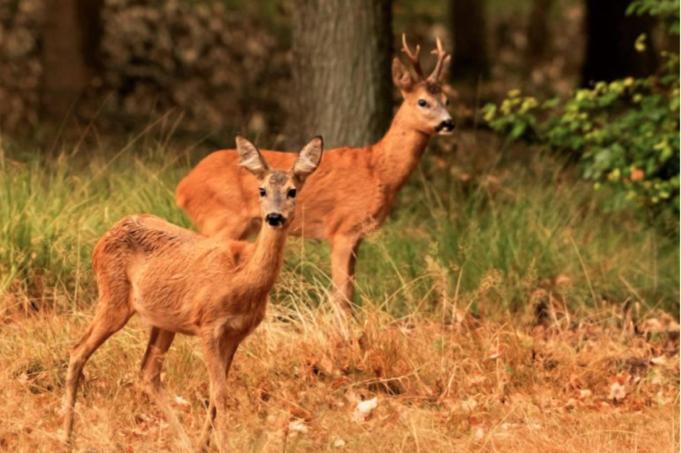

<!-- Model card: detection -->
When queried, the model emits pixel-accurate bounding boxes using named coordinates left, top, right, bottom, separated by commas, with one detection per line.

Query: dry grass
left=1, top=297, right=678, bottom=452
left=0, top=134, right=677, bottom=451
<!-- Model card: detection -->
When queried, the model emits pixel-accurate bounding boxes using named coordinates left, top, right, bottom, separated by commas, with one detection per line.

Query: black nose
left=265, top=213, right=285, bottom=227
left=437, top=119, right=455, bottom=132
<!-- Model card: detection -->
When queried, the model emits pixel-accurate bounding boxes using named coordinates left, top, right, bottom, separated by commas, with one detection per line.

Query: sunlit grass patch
left=0, top=303, right=677, bottom=451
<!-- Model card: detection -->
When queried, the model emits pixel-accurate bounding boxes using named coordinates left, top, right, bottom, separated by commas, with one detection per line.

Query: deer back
left=176, top=146, right=387, bottom=240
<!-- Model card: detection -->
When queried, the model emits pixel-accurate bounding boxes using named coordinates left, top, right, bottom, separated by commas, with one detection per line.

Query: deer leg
left=63, top=304, right=132, bottom=445
left=200, top=338, right=239, bottom=451
left=199, top=337, right=239, bottom=452
left=140, top=327, right=176, bottom=393
left=330, top=236, right=362, bottom=313
left=139, top=328, right=194, bottom=449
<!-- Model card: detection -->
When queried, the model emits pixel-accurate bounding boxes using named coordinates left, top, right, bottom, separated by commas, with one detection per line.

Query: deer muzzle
left=265, top=213, right=286, bottom=227
left=436, top=119, right=455, bottom=135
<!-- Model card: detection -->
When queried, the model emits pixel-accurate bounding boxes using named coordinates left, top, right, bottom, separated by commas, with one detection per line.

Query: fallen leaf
left=174, top=395, right=190, bottom=407
left=352, top=397, right=378, bottom=423
left=488, top=350, right=501, bottom=360
left=288, top=419, right=308, bottom=434
left=608, top=382, right=627, bottom=402
left=473, top=426, right=485, bottom=441
left=650, top=355, right=667, bottom=366
left=459, top=397, right=478, bottom=413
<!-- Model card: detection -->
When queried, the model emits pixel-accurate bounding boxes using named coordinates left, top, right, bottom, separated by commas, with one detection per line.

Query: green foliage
left=483, top=1, right=680, bottom=217
left=627, top=0, right=680, bottom=33
left=481, top=89, right=541, bottom=142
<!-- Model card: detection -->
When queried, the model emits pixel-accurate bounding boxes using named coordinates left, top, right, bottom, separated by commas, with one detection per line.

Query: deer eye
left=287, top=188, right=297, bottom=199
left=259, top=188, right=266, bottom=197
left=418, top=99, right=429, bottom=108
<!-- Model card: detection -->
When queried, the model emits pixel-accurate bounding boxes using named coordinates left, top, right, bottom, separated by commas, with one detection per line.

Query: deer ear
left=293, top=136, right=323, bottom=183
left=235, top=136, right=268, bottom=178
left=392, top=57, right=414, bottom=92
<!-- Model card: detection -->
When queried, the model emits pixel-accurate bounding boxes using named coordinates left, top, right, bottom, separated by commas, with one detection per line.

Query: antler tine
left=427, top=36, right=451, bottom=84
left=401, top=33, right=424, bottom=79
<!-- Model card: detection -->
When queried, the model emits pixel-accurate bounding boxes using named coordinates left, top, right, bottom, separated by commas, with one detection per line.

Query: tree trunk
left=581, top=0, right=657, bottom=85
left=288, top=0, right=393, bottom=149
left=526, top=0, right=554, bottom=65
left=450, top=0, right=489, bottom=82
left=41, top=0, right=103, bottom=120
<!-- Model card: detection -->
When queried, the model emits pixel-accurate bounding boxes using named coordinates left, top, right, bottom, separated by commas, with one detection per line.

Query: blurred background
left=0, top=0, right=673, bottom=147
left=0, top=0, right=678, bottom=313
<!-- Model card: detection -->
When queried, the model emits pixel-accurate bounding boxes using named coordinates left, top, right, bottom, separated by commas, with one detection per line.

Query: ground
left=1, top=300, right=678, bottom=452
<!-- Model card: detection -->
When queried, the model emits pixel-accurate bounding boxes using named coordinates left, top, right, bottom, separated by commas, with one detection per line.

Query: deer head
left=236, top=136, right=323, bottom=228
left=392, top=34, right=454, bottom=136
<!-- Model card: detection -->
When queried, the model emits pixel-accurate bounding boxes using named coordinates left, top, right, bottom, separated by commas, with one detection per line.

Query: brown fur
left=175, top=37, right=453, bottom=312
left=62, top=137, right=323, bottom=450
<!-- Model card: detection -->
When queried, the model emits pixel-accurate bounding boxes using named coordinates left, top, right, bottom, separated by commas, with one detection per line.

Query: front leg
left=330, top=236, right=362, bottom=314
left=200, top=335, right=239, bottom=452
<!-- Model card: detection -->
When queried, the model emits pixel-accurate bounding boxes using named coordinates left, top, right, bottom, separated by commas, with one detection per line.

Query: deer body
left=178, top=115, right=429, bottom=242
left=99, top=214, right=279, bottom=337
left=63, top=137, right=323, bottom=450
left=176, top=36, right=453, bottom=311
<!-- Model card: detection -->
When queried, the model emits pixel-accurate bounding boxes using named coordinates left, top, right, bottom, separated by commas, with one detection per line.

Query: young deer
left=62, top=136, right=323, bottom=449
left=175, top=35, right=453, bottom=313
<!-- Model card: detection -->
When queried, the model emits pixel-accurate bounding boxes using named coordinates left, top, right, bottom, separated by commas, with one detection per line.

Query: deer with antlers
left=175, top=34, right=452, bottom=314
left=62, top=136, right=323, bottom=450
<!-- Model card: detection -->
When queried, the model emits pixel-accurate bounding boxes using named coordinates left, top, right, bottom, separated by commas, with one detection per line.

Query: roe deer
left=62, top=136, right=323, bottom=450
left=175, top=35, right=453, bottom=313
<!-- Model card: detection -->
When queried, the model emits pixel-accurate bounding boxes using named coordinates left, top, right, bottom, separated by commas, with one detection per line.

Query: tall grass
left=0, top=139, right=190, bottom=313
left=0, top=135, right=678, bottom=319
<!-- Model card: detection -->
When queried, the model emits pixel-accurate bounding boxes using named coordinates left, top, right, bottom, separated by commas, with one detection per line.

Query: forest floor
left=0, top=130, right=678, bottom=452
left=1, top=305, right=678, bottom=452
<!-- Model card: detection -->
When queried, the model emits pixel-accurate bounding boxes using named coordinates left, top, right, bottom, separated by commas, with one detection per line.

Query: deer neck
left=241, top=223, right=289, bottom=290
left=372, top=104, right=431, bottom=193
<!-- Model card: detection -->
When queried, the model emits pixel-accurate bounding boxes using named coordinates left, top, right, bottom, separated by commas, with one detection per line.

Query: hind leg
left=139, top=327, right=195, bottom=448
left=140, top=327, right=176, bottom=393
left=63, top=304, right=133, bottom=445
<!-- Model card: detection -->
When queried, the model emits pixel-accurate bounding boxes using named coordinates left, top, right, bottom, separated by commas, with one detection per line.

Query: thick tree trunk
left=288, top=0, right=393, bottom=149
left=450, top=0, right=489, bottom=82
left=41, top=0, right=103, bottom=120
left=582, top=0, right=657, bottom=85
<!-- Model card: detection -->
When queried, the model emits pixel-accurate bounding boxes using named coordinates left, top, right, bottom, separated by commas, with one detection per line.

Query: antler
left=426, top=36, right=450, bottom=84
left=401, top=33, right=424, bottom=79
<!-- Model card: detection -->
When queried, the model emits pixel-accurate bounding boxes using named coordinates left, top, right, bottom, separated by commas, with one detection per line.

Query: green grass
left=352, top=157, right=679, bottom=316
left=0, top=135, right=678, bottom=319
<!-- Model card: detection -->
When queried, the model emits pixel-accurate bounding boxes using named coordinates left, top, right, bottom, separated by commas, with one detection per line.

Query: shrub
left=482, top=0, right=680, bottom=218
